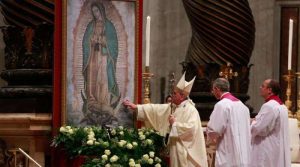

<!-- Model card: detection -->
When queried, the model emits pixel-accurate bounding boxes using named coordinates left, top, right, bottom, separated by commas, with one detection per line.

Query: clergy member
left=123, top=72, right=208, bottom=167
left=207, top=78, right=251, bottom=167
left=251, top=79, right=290, bottom=167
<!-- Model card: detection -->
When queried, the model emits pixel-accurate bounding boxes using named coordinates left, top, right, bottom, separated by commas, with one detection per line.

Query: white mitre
left=176, top=72, right=196, bottom=95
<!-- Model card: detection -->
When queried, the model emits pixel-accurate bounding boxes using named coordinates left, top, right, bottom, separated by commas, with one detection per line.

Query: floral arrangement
left=52, top=126, right=167, bottom=167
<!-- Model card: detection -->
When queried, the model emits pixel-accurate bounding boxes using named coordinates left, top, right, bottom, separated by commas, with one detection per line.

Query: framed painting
left=61, top=0, right=143, bottom=127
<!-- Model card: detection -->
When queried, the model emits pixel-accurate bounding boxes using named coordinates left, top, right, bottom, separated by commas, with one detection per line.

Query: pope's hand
left=169, top=114, right=176, bottom=125
left=251, top=118, right=256, bottom=124
left=122, top=99, right=137, bottom=110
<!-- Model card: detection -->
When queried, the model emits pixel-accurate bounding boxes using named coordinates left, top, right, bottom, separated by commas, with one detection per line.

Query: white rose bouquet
left=52, top=126, right=167, bottom=167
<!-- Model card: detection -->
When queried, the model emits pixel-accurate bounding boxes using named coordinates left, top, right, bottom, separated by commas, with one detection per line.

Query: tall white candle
left=288, top=19, right=293, bottom=70
left=146, top=16, right=151, bottom=67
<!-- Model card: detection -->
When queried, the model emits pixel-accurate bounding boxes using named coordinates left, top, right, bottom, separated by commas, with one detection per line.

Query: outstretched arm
left=122, top=99, right=137, bottom=111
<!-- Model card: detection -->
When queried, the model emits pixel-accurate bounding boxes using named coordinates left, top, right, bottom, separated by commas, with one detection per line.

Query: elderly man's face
left=211, top=86, right=221, bottom=99
left=171, top=89, right=185, bottom=105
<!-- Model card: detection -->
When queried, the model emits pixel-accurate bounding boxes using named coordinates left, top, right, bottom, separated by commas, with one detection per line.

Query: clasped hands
left=206, top=127, right=220, bottom=144
left=169, top=114, right=176, bottom=125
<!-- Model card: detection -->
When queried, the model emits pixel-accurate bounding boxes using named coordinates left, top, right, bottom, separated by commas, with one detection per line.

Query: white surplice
left=137, top=98, right=208, bottom=167
left=207, top=97, right=251, bottom=167
left=251, top=99, right=291, bottom=167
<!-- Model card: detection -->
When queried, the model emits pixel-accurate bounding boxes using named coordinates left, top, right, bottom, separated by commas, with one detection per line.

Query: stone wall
left=248, top=0, right=276, bottom=112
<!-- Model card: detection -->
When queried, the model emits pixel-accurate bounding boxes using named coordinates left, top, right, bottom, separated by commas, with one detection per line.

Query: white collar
left=177, top=99, right=189, bottom=108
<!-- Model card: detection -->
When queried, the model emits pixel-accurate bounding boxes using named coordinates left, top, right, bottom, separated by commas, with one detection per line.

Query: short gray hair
left=213, top=78, right=230, bottom=92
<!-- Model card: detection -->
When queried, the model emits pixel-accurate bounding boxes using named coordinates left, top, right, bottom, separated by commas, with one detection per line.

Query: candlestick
left=295, top=72, right=300, bottom=127
left=145, top=16, right=151, bottom=67
left=288, top=19, right=293, bottom=70
left=142, top=66, right=154, bottom=104
left=283, top=70, right=295, bottom=118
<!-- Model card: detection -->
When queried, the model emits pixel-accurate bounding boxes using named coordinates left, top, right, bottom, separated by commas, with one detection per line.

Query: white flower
left=132, top=142, right=138, bottom=147
left=88, top=136, right=95, bottom=141
left=138, top=131, right=143, bottom=136
left=155, top=163, right=161, bottom=167
left=119, top=131, right=124, bottom=136
left=88, top=131, right=95, bottom=138
left=134, top=164, right=141, bottom=167
left=110, top=155, right=119, bottom=162
left=149, top=151, right=155, bottom=158
left=68, top=129, right=74, bottom=134
left=118, top=126, right=124, bottom=130
left=142, top=154, right=149, bottom=161
left=111, top=129, right=116, bottom=135
left=126, top=143, right=133, bottom=149
left=118, top=140, right=127, bottom=147
left=59, top=127, right=66, bottom=132
left=88, top=132, right=95, bottom=136
left=105, top=164, right=111, bottom=167
left=146, top=139, right=153, bottom=145
left=94, top=141, right=100, bottom=145
left=139, top=135, right=146, bottom=140
left=148, top=158, right=154, bottom=164
left=155, top=157, right=161, bottom=163
left=86, top=140, right=94, bottom=145
left=104, top=150, right=111, bottom=155
left=101, top=154, right=108, bottom=161
left=129, top=161, right=135, bottom=167
left=66, top=126, right=71, bottom=129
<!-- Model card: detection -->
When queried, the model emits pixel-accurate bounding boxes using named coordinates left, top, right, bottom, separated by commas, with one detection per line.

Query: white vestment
left=207, top=98, right=251, bottom=167
left=250, top=99, right=291, bottom=167
left=137, top=99, right=208, bottom=167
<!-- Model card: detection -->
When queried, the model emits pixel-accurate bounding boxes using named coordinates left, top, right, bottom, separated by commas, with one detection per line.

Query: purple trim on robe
left=220, top=93, right=239, bottom=101
left=265, top=95, right=283, bottom=105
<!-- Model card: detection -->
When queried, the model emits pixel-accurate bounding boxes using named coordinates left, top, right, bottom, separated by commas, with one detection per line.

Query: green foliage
left=52, top=126, right=167, bottom=167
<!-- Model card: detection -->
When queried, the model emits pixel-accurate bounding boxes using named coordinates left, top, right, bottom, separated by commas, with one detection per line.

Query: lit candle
left=146, top=16, right=151, bottom=67
left=288, top=19, right=293, bottom=70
